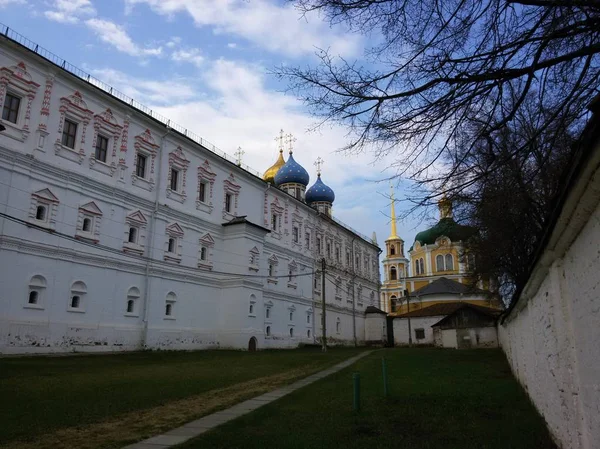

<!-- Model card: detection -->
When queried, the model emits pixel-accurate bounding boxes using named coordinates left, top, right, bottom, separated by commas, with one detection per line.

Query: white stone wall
left=392, top=316, right=444, bottom=345
left=0, top=37, right=380, bottom=353
left=499, top=172, right=600, bottom=448
left=365, top=313, right=386, bottom=343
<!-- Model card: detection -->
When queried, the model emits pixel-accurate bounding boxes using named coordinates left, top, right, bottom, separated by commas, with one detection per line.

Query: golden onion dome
left=263, top=150, right=285, bottom=184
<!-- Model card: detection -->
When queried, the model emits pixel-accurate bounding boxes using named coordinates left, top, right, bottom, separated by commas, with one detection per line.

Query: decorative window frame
left=335, top=277, right=342, bottom=301
left=54, top=91, right=93, bottom=164
left=304, top=225, right=312, bottom=251
left=249, top=246, right=260, bottom=272
left=306, top=307, right=313, bottom=326
left=370, top=291, right=375, bottom=305
left=198, top=233, right=215, bottom=270
left=346, top=281, right=353, bottom=305
left=269, top=197, right=284, bottom=239
left=336, top=317, right=341, bottom=334
left=267, top=254, right=279, bottom=284
left=222, top=173, right=241, bottom=220
left=288, top=304, right=296, bottom=325
left=28, top=188, right=59, bottom=230
left=165, top=292, right=177, bottom=320
left=287, top=260, right=298, bottom=289
left=264, top=300, right=274, bottom=323
left=0, top=62, right=40, bottom=142
left=357, top=284, right=364, bottom=307
left=89, top=108, right=122, bottom=177
left=196, top=159, right=217, bottom=214
left=68, top=281, right=87, bottom=313
left=125, top=286, right=141, bottom=317
left=123, top=210, right=148, bottom=255
left=166, top=146, right=190, bottom=203
left=291, top=208, right=303, bottom=250
left=164, top=222, right=184, bottom=263
left=75, top=201, right=102, bottom=243
left=248, top=294, right=257, bottom=317
left=25, top=275, right=46, bottom=310
left=131, top=129, right=159, bottom=192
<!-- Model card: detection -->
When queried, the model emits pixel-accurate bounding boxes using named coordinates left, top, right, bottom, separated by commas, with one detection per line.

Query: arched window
left=68, top=281, right=86, bottom=311
left=168, top=238, right=175, bottom=253
left=28, top=291, right=39, bottom=304
left=390, top=295, right=397, bottom=312
left=266, top=308, right=270, bottom=319
left=307, top=329, right=311, bottom=338
left=200, top=247, right=207, bottom=261
left=35, top=205, right=46, bottom=221
left=289, top=328, right=294, bottom=337
left=249, top=304, right=254, bottom=314
left=82, top=217, right=92, bottom=232
left=126, top=287, right=140, bottom=315
left=165, top=303, right=172, bottom=316
left=436, top=254, right=444, bottom=272
left=390, top=245, right=395, bottom=255
left=445, top=254, right=454, bottom=271
left=266, top=326, right=271, bottom=336
left=165, top=292, right=176, bottom=318
left=415, top=260, right=420, bottom=275
left=419, top=258, right=424, bottom=275
left=128, top=227, right=137, bottom=243
left=336, top=318, right=341, bottom=334
left=289, top=312, right=293, bottom=321
left=307, top=314, right=310, bottom=324
left=390, top=266, right=397, bottom=280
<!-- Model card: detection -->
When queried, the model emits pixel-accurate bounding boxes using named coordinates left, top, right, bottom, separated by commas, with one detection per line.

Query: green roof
left=411, top=218, right=476, bottom=250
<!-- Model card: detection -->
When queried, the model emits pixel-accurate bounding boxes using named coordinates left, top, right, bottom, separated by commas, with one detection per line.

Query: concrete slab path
left=122, top=350, right=372, bottom=449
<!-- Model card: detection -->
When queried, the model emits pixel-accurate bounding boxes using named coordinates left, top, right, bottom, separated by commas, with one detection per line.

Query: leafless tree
left=277, top=0, right=600, bottom=205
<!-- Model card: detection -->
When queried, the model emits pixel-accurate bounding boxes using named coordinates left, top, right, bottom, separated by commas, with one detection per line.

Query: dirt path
left=1, top=364, right=324, bottom=449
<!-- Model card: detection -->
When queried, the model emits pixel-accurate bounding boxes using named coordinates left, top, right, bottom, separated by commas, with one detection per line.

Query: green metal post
left=382, top=357, right=389, bottom=397
left=353, top=372, right=361, bottom=412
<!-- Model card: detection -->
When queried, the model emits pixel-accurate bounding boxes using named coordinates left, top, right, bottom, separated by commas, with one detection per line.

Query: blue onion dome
left=274, top=153, right=310, bottom=186
left=306, top=174, right=335, bottom=204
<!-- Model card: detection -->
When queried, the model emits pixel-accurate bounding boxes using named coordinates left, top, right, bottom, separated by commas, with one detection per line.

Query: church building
left=0, top=31, right=380, bottom=354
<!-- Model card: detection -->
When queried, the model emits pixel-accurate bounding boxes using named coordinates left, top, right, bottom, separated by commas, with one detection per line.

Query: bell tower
left=380, top=186, right=409, bottom=313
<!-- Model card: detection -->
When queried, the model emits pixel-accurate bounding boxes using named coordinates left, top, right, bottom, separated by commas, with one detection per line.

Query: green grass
left=0, top=347, right=362, bottom=445
left=177, top=348, right=556, bottom=449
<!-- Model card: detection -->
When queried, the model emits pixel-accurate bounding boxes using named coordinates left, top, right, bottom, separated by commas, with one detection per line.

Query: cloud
left=44, top=0, right=95, bottom=23
left=171, top=48, right=204, bottom=67
left=85, top=18, right=162, bottom=57
left=227, top=43, right=237, bottom=49
left=124, top=0, right=361, bottom=58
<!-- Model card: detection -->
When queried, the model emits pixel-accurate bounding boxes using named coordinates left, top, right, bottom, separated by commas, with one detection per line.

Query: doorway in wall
left=248, top=337, right=257, bottom=352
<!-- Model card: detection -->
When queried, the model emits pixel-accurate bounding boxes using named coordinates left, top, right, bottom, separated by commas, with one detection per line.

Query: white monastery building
left=0, top=31, right=381, bottom=354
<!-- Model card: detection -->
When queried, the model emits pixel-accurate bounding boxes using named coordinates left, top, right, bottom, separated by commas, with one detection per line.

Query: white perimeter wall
left=393, top=316, right=444, bottom=345
left=498, top=195, right=600, bottom=449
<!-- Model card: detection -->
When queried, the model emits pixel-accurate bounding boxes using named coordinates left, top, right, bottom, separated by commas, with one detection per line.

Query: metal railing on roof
left=0, top=23, right=262, bottom=178
left=1, top=23, right=378, bottom=247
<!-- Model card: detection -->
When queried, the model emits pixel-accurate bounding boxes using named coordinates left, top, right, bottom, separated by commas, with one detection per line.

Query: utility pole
left=321, top=258, right=327, bottom=352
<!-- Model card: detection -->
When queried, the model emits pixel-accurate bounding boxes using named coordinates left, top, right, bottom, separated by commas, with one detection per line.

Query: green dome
left=411, top=218, right=476, bottom=250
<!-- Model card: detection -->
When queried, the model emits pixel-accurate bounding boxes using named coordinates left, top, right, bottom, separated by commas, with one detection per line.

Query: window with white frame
left=269, top=197, right=284, bottom=238
left=26, top=275, right=46, bottom=309
left=68, top=281, right=87, bottom=312
left=131, top=129, right=159, bottom=191
left=335, top=277, right=342, bottom=300
left=267, top=254, right=278, bottom=284
left=196, top=159, right=217, bottom=214
left=336, top=318, right=341, bottom=334
left=266, top=325, right=271, bottom=337
left=249, top=246, right=260, bottom=272
left=307, top=329, right=311, bottom=338
left=326, top=241, right=331, bottom=259
left=198, top=233, right=215, bottom=270
left=357, top=285, right=364, bottom=306
left=305, top=231, right=311, bottom=249
left=166, top=146, right=190, bottom=203
left=289, top=328, right=294, bottom=338
left=248, top=295, right=257, bottom=316
left=123, top=210, right=148, bottom=255
left=165, top=292, right=176, bottom=319
left=54, top=91, right=93, bottom=164
left=419, top=258, right=425, bottom=275
left=164, top=222, right=184, bottom=263
left=292, top=226, right=299, bottom=243
left=89, top=108, right=122, bottom=177
left=222, top=173, right=241, bottom=220
left=316, top=236, right=322, bottom=254
left=29, top=188, right=59, bottom=230
left=287, top=260, right=298, bottom=288
left=335, top=245, right=341, bottom=263
left=0, top=62, right=40, bottom=143
left=75, top=201, right=102, bottom=243
left=265, top=301, right=273, bottom=321
left=289, top=311, right=293, bottom=321
left=271, top=213, right=278, bottom=231
left=346, top=251, right=351, bottom=267
left=125, top=287, right=140, bottom=316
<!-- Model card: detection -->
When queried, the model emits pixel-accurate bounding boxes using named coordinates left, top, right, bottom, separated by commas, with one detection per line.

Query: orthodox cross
left=235, top=146, right=244, bottom=166
left=314, top=157, right=324, bottom=176
left=274, top=129, right=285, bottom=152
left=285, top=132, right=296, bottom=154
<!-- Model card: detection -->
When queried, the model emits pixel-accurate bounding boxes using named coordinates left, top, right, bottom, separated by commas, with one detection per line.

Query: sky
left=0, top=0, right=437, bottom=267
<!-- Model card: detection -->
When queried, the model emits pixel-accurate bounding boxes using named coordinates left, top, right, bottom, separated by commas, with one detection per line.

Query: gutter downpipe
left=142, top=127, right=171, bottom=348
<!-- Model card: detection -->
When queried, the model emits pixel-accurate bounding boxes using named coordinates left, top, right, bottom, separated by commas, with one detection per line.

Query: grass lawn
left=0, top=347, right=363, bottom=449
left=177, top=348, right=556, bottom=449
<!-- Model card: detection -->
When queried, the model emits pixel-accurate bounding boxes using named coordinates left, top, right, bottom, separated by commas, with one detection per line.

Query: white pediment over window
left=288, top=259, right=298, bottom=270
left=79, top=201, right=102, bottom=216
left=250, top=246, right=260, bottom=256
left=200, top=232, right=215, bottom=246
left=265, top=300, right=274, bottom=308
left=166, top=222, right=184, bottom=237
left=126, top=210, right=147, bottom=225
left=268, top=254, right=279, bottom=264
left=288, top=305, right=296, bottom=312
left=32, top=188, right=59, bottom=203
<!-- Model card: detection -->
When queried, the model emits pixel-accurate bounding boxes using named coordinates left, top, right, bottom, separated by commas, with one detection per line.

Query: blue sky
left=0, top=0, right=436, bottom=261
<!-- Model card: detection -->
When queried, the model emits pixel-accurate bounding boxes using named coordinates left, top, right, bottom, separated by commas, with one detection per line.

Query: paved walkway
left=122, top=350, right=373, bottom=449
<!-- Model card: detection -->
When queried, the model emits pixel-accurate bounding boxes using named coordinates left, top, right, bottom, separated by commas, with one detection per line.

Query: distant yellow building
left=381, top=194, right=502, bottom=314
